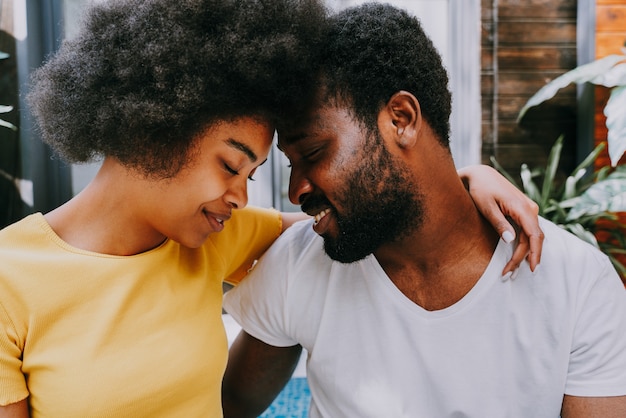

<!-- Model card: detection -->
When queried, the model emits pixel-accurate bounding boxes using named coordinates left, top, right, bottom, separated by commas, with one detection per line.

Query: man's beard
left=322, top=133, right=424, bottom=263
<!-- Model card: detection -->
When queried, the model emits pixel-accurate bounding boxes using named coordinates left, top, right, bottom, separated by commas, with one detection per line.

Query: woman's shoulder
left=0, top=213, right=48, bottom=245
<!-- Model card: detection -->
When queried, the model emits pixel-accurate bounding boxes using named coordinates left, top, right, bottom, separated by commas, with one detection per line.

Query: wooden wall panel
left=481, top=0, right=578, bottom=177
left=495, top=21, right=576, bottom=44
left=498, top=1, right=576, bottom=18
left=495, top=72, right=577, bottom=95
left=596, top=33, right=626, bottom=56
left=497, top=47, right=577, bottom=69
left=596, top=4, right=626, bottom=30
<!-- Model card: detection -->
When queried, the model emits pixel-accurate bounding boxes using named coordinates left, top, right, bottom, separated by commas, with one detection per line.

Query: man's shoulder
left=539, top=217, right=610, bottom=263
left=248, top=218, right=340, bottom=286
left=271, top=218, right=325, bottom=256
left=536, top=217, right=619, bottom=285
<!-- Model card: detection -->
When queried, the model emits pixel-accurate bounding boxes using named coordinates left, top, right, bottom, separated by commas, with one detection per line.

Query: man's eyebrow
left=277, top=132, right=309, bottom=152
left=226, top=138, right=257, bottom=162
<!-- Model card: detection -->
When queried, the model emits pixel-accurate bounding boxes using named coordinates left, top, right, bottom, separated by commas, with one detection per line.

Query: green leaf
left=518, top=54, right=626, bottom=122
left=0, top=169, right=33, bottom=206
left=542, top=135, right=564, bottom=207
left=556, top=196, right=580, bottom=210
left=489, top=156, right=520, bottom=188
left=605, top=85, right=626, bottom=166
left=597, top=60, right=626, bottom=88
left=546, top=198, right=570, bottom=223
left=0, top=51, right=9, bottom=60
left=567, top=177, right=626, bottom=220
left=0, top=106, right=16, bottom=131
left=563, top=169, right=587, bottom=200
left=572, top=142, right=605, bottom=176
left=608, top=165, right=626, bottom=179
left=0, top=119, right=17, bottom=131
left=520, top=163, right=541, bottom=205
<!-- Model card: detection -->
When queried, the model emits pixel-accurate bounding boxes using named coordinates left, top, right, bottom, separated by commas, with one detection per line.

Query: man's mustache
left=301, top=195, right=333, bottom=215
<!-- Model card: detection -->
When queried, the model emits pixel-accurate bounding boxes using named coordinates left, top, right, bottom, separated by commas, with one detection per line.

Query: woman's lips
left=202, top=209, right=227, bottom=233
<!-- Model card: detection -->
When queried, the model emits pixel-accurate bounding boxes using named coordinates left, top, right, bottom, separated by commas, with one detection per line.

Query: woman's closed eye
left=224, top=163, right=239, bottom=176
left=224, top=163, right=256, bottom=181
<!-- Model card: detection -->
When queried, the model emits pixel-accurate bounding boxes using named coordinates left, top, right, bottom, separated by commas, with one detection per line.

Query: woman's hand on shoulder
left=459, top=164, right=544, bottom=277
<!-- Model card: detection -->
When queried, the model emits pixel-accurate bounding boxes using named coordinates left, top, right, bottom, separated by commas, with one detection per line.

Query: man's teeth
left=314, top=209, right=330, bottom=224
left=216, top=218, right=224, bottom=224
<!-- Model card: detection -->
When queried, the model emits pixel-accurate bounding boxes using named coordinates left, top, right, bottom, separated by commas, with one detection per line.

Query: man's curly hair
left=320, top=3, right=451, bottom=147
left=27, top=0, right=326, bottom=178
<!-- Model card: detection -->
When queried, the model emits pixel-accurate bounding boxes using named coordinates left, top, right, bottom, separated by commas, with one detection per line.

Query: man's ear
left=377, top=90, right=422, bottom=149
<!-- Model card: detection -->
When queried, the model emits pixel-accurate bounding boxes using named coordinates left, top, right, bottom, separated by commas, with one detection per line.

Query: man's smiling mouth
left=314, top=208, right=331, bottom=225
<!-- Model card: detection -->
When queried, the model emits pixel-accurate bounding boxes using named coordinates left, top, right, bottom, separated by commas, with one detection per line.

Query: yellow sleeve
left=210, top=206, right=282, bottom=286
left=0, top=301, right=29, bottom=405
left=0, top=220, right=31, bottom=405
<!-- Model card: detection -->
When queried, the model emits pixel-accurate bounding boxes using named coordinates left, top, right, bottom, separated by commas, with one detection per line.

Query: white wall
left=63, top=0, right=106, bottom=196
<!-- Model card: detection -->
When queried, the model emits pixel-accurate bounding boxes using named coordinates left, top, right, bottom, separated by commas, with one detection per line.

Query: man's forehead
left=278, top=102, right=354, bottom=147
left=278, top=105, right=331, bottom=147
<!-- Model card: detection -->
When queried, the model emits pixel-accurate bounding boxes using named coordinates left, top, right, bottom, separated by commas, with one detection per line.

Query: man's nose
left=288, top=167, right=313, bottom=206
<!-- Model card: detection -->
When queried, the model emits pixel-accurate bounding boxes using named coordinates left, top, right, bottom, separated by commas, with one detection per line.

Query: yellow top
left=0, top=207, right=281, bottom=417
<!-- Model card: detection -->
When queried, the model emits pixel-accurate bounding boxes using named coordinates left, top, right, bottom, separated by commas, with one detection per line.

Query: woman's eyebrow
left=226, top=138, right=257, bottom=162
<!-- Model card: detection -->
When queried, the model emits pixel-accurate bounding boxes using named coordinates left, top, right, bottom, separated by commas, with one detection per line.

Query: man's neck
left=373, top=188, right=500, bottom=311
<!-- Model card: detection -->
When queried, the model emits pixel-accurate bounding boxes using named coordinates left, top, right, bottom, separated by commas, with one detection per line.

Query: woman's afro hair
left=320, top=3, right=451, bottom=146
left=27, top=0, right=327, bottom=178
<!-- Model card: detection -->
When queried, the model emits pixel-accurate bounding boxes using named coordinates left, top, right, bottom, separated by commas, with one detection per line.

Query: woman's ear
left=377, top=90, right=422, bottom=149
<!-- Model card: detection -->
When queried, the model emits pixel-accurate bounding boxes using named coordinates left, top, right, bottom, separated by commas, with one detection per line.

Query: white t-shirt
left=224, top=218, right=626, bottom=418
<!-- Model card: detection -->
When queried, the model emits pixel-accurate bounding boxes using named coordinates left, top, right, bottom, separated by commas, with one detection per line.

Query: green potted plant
left=492, top=136, right=626, bottom=282
left=1, top=50, right=32, bottom=226
left=518, top=48, right=626, bottom=167
left=0, top=51, right=16, bottom=132
left=511, top=46, right=626, bottom=283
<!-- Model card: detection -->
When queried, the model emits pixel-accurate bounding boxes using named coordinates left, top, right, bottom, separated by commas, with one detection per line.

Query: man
left=222, top=4, right=626, bottom=417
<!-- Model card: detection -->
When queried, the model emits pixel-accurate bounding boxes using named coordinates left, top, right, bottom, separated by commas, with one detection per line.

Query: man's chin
left=323, top=239, right=372, bottom=264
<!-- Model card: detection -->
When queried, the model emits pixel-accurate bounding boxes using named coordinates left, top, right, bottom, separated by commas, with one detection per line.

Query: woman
left=0, top=0, right=541, bottom=416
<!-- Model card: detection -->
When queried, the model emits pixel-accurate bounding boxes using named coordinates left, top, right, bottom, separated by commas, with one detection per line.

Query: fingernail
left=502, top=271, right=512, bottom=282
left=511, top=269, right=519, bottom=280
left=532, top=263, right=540, bottom=274
left=502, top=230, right=515, bottom=244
